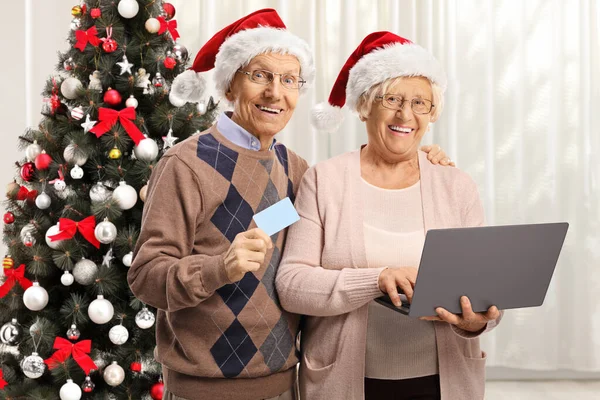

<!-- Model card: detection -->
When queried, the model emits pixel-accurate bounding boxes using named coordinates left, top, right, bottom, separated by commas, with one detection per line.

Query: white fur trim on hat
left=346, top=43, right=447, bottom=112
left=311, top=102, right=344, bottom=133
left=213, top=26, right=315, bottom=97
left=170, top=70, right=207, bottom=104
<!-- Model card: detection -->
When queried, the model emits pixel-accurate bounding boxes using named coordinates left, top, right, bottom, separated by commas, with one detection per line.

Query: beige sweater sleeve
left=127, top=154, right=230, bottom=312
left=276, top=167, right=386, bottom=317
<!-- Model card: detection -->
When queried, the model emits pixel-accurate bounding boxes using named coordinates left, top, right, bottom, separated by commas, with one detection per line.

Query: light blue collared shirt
left=216, top=112, right=275, bottom=151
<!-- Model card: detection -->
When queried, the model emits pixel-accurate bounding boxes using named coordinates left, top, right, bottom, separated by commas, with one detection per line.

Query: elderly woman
left=275, top=32, right=502, bottom=400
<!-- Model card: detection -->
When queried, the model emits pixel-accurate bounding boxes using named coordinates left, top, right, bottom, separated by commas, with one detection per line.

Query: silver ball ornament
left=45, top=224, right=64, bottom=249
left=113, top=181, right=138, bottom=210
left=122, top=251, right=133, bottom=267
left=73, top=258, right=98, bottom=285
left=172, top=42, right=189, bottom=63
left=1, top=318, right=23, bottom=345
left=26, top=141, right=42, bottom=162
left=135, top=307, right=155, bottom=329
left=20, top=223, right=36, bottom=242
left=95, top=218, right=118, bottom=244
left=23, top=282, right=49, bottom=311
left=59, top=379, right=82, bottom=400
left=88, top=295, right=114, bottom=324
left=61, top=270, right=74, bottom=286
left=134, top=138, right=159, bottom=162
left=108, top=324, right=129, bottom=345
left=89, top=182, right=111, bottom=203
left=35, top=192, right=52, bottom=209
left=103, top=361, right=125, bottom=386
left=63, top=143, right=88, bottom=166
left=61, top=77, right=83, bottom=100
left=118, top=0, right=139, bottom=18
left=21, top=352, right=46, bottom=379
left=70, top=165, right=84, bottom=179
left=67, top=324, right=81, bottom=340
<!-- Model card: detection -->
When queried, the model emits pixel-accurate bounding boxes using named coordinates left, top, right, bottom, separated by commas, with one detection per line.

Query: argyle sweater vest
left=128, top=125, right=309, bottom=399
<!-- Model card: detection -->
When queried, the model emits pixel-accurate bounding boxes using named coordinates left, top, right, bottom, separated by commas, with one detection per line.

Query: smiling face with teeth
left=361, top=76, right=436, bottom=163
left=225, top=53, right=301, bottom=150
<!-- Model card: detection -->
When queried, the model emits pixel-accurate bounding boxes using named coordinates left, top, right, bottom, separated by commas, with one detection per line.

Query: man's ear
left=225, top=86, right=235, bottom=102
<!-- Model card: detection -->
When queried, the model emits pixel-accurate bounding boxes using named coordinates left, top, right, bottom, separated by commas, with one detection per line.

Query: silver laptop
left=375, top=222, right=569, bottom=317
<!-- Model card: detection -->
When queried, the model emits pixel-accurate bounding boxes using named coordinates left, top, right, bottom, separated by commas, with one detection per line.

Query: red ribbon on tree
left=157, top=17, right=180, bottom=41
left=16, top=186, right=38, bottom=202
left=48, top=216, right=101, bottom=249
left=89, top=107, right=145, bottom=145
left=0, top=368, right=7, bottom=389
left=74, top=26, right=101, bottom=52
left=0, top=264, right=33, bottom=298
left=44, top=337, right=98, bottom=375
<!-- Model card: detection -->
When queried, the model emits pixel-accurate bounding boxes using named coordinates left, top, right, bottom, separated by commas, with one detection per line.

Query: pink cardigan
left=275, top=149, right=502, bottom=400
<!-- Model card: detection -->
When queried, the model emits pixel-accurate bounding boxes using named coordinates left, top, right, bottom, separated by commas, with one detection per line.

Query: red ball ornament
left=150, top=381, right=164, bottom=400
left=130, top=361, right=142, bottom=373
left=163, top=57, right=176, bottom=69
left=91, top=8, right=101, bottom=18
left=20, top=162, right=35, bottom=182
left=162, top=3, right=176, bottom=20
left=3, top=212, right=15, bottom=224
left=34, top=151, right=52, bottom=170
left=102, top=38, right=118, bottom=53
left=104, top=88, right=122, bottom=106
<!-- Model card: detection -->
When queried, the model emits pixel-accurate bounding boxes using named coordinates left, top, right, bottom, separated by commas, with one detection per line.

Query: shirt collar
left=216, top=112, right=276, bottom=151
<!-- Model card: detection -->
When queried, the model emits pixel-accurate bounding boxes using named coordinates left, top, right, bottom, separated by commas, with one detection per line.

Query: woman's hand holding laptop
left=420, top=296, right=500, bottom=333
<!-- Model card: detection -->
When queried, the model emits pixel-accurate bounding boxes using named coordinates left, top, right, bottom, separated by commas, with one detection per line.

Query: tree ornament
left=101, top=27, right=118, bottom=53
left=135, top=307, right=155, bottom=329
left=20, top=223, right=36, bottom=244
left=117, top=55, right=134, bottom=75
left=35, top=192, right=51, bottom=209
left=3, top=255, right=14, bottom=269
left=118, top=0, right=139, bottom=18
left=54, top=179, right=66, bottom=192
left=95, top=218, right=117, bottom=244
left=6, top=180, right=20, bottom=197
left=134, top=137, right=159, bottom=161
left=73, top=258, right=98, bottom=285
left=108, top=324, right=129, bottom=345
left=34, top=151, right=52, bottom=170
left=3, top=212, right=15, bottom=224
left=88, top=70, right=103, bottom=92
left=113, top=181, right=138, bottom=210
left=71, top=5, right=83, bottom=16
left=162, top=128, right=179, bottom=149
left=103, top=361, right=125, bottom=386
left=90, top=8, right=101, bottom=18
left=81, top=113, right=98, bottom=132
left=145, top=18, right=160, bottom=33
left=136, top=68, right=151, bottom=93
left=104, top=88, right=122, bottom=106
left=125, top=95, right=138, bottom=109
left=64, top=143, right=88, bottom=166
left=172, top=42, right=188, bottom=63
left=70, top=165, right=84, bottom=179
left=162, top=3, right=176, bottom=20
left=23, top=282, right=49, bottom=311
left=130, top=361, right=142, bottom=372
left=89, top=182, right=111, bottom=203
left=26, top=140, right=42, bottom=161
left=82, top=375, right=95, bottom=392
left=67, top=324, right=81, bottom=340
left=21, top=352, right=46, bottom=379
left=139, top=184, right=148, bottom=202
left=102, top=247, right=114, bottom=268
left=63, top=57, right=75, bottom=71
left=45, top=224, right=65, bottom=249
left=108, top=146, right=122, bottom=159
left=88, top=295, right=114, bottom=324
left=20, top=162, right=35, bottom=182
left=59, top=379, right=82, bottom=400
left=61, top=270, right=74, bottom=286
left=122, top=251, right=133, bottom=267
left=164, top=55, right=177, bottom=70
left=152, top=72, right=165, bottom=88
left=22, top=232, right=36, bottom=247
left=0, top=318, right=23, bottom=345
left=70, top=106, right=84, bottom=120
left=150, top=380, right=165, bottom=400
left=70, top=17, right=81, bottom=30
left=61, top=77, right=83, bottom=99
left=197, top=101, right=207, bottom=115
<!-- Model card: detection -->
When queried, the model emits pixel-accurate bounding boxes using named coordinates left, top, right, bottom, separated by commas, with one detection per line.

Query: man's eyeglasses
left=375, top=94, right=435, bottom=115
left=237, top=69, right=306, bottom=90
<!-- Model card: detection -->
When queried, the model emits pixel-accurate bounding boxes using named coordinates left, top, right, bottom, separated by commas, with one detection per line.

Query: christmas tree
left=0, top=1, right=216, bottom=398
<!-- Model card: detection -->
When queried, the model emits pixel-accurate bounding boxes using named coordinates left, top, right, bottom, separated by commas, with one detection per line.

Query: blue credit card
left=252, top=197, right=300, bottom=236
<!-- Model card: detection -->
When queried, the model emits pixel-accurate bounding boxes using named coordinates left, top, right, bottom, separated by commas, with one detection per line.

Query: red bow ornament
left=16, top=186, right=38, bottom=202
left=157, top=17, right=180, bottom=41
left=74, top=26, right=101, bottom=52
left=89, top=107, right=145, bottom=145
left=48, top=216, right=101, bottom=249
left=44, top=337, right=98, bottom=375
left=0, top=264, right=33, bottom=298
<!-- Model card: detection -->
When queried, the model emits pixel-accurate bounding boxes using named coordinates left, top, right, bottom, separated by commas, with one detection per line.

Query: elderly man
left=128, top=9, right=449, bottom=400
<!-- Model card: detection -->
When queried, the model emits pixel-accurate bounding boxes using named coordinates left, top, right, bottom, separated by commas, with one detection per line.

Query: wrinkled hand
left=224, top=228, right=273, bottom=282
left=420, top=296, right=500, bottom=332
left=377, top=267, right=418, bottom=306
left=420, top=144, right=455, bottom=167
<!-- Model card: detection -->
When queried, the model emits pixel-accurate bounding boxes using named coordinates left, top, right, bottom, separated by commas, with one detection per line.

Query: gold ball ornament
left=109, top=147, right=122, bottom=160
left=3, top=256, right=14, bottom=269
left=71, top=5, right=83, bottom=17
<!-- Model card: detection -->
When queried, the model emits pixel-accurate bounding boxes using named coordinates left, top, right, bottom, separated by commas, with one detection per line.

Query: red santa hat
left=311, top=31, right=447, bottom=133
left=170, top=8, right=315, bottom=106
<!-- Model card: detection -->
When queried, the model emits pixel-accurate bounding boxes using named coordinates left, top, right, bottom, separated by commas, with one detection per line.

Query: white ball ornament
left=145, top=18, right=160, bottom=33
left=26, top=141, right=42, bottom=162
left=21, top=352, right=46, bottom=379
left=70, top=165, right=84, bottom=180
left=59, top=379, right=82, bottom=400
left=122, top=251, right=133, bottom=267
left=103, top=361, right=125, bottom=386
left=61, top=77, right=83, bottom=100
left=54, top=180, right=66, bottom=192
left=133, top=137, right=159, bottom=162
left=63, top=143, right=88, bottom=166
left=73, top=258, right=98, bottom=285
left=45, top=224, right=64, bottom=249
left=113, top=181, right=138, bottom=210
left=23, top=282, right=49, bottom=311
left=117, top=0, right=139, bottom=18
left=135, top=307, right=155, bottom=329
left=88, top=295, right=114, bottom=324
left=35, top=192, right=52, bottom=209
left=61, top=270, right=74, bottom=286
left=89, top=182, right=111, bottom=203
left=95, top=218, right=118, bottom=244
left=125, top=95, right=138, bottom=109
left=109, top=324, right=129, bottom=345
